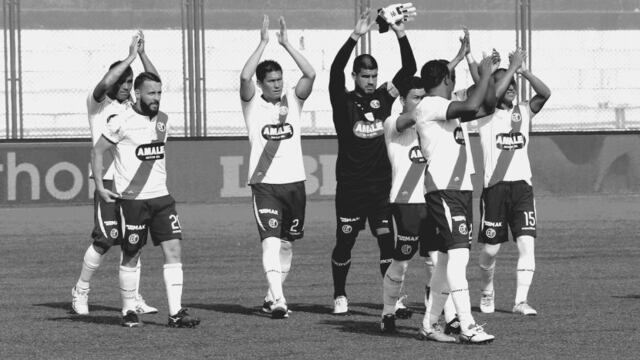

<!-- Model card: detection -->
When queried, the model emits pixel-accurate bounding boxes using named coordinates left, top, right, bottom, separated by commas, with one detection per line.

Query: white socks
left=280, top=240, right=293, bottom=285
left=447, top=248, right=474, bottom=330
left=119, top=265, right=138, bottom=315
left=515, top=236, right=536, bottom=304
left=263, top=237, right=284, bottom=302
left=163, top=263, right=183, bottom=316
left=383, top=260, right=408, bottom=316
left=423, top=251, right=449, bottom=330
left=479, top=243, right=500, bottom=296
left=76, top=245, right=103, bottom=290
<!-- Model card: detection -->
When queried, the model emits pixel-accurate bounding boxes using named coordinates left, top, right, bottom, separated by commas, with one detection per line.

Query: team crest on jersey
left=156, top=121, right=166, bottom=132
left=353, top=120, right=384, bottom=139
left=136, top=142, right=165, bottom=161
left=268, top=218, right=279, bottom=229
left=496, top=132, right=526, bottom=150
left=369, top=99, right=381, bottom=109
left=408, top=145, right=427, bottom=163
left=511, top=112, right=522, bottom=123
left=128, top=233, right=139, bottom=244
left=110, top=228, right=119, bottom=239
left=341, top=225, right=353, bottom=234
left=485, top=228, right=496, bottom=239
left=262, top=123, right=293, bottom=141
left=278, top=105, right=289, bottom=116
left=454, top=127, right=466, bottom=145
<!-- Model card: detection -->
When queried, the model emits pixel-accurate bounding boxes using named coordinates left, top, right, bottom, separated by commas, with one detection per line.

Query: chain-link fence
left=2, top=0, right=640, bottom=138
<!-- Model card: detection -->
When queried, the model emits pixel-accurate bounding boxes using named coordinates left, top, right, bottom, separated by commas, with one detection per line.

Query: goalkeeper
left=328, top=4, right=417, bottom=315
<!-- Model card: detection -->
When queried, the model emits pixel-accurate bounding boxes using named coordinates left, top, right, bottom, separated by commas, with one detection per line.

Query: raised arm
left=329, top=9, right=374, bottom=101
left=390, top=20, right=417, bottom=90
left=239, top=15, right=269, bottom=102
left=448, top=28, right=469, bottom=73
left=521, top=69, right=551, bottom=114
left=496, top=49, right=525, bottom=99
left=446, top=56, right=493, bottom=120
left=136, top=30, right=159, bottom=77
left=92, top=35, right=140, bottom=102
left=91, top=136, right=120, bottom=202
left=277, top=17, right=316, bottom=100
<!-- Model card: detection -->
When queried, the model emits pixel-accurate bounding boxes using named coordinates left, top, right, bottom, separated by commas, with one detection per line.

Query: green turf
left=0, top=196, right=639, bottom=359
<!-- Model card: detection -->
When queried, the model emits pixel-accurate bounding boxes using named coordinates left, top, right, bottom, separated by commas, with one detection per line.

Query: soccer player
left=414, top=55, right=496, bottom=344
left=91, top=72, right=200, bottom=328
left=72, top=31, right=158, bottom=316
left=329, top=8, right=416, bottom=315
left=239, top=15, right=315, bottom=319
left=476, top=49, right=551, bottom=316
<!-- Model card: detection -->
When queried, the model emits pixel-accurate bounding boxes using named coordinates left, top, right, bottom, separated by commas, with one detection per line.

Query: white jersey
left=476, top=101, right=533, bottom=188
left=87, top=92, right=132, bottom=180
left=242, top=86, right=306, bottom=184
left=415, top=96, right=475, bottom=193
left=384, top=110, right=427, bottom=203
left=102, top=108, right=170, bottom=200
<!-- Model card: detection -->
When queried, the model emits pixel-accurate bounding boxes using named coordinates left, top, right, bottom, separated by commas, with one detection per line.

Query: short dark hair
left=421, top=60, right=450, bottom=91
left=437, top=59, right=455, bottom=83
left=352, top=54, right=378, bottom=73
left=397, top=76, right=423, bottom=98
left=493, top=68, right=516, bottom=88
left=109, top=61, right=133, bottom=85
left=134, top=72, right=162, bottom=89
left=256, top=60, right=282, bottom=82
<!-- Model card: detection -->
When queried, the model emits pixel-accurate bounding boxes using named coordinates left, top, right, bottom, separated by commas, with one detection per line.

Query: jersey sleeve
left=102, top=113, right=126, bottom=144
left=86, top=92, right=105, bottom=115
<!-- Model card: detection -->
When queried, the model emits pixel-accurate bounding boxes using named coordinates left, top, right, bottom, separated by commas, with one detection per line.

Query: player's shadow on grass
left=471, top=305, right=512, bottom=314
left=45, top=314, right=166, bottom=327
left=318, top=318, right=417, bottom=338
left=292, top=302, right=374, bottom=316
left=34, top=302, right=120, bottom=313
left=612, top=294, right=640, bottom=299
left=187, top=303, right=266, bottom=317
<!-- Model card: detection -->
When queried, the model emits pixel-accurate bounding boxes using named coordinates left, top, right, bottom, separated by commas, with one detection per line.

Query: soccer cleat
left=262, top=299, right=274, bottom=313
left=134, top=295, right=158, bottom=314
left=417, top=323, right=457, bottom=343
left=394, top=295, right=413, bottom=319
left=168, top=308, right=200, bottom=328
left=271, top=298, right=289, bottom=319
left=444, top=316, right=461, bottom=335
left=380, top=314, right=397, bottom=333
left=333, top=296, right=349, bottom=315
left=480, top=291, right=495, bottom=313
left=71, top=286, right=90, bottom=315
left=512, top=301, right=538, bottom=316
left=122, top=310, right=142, bottom=327
left=459, top=324, right=495, bottom=344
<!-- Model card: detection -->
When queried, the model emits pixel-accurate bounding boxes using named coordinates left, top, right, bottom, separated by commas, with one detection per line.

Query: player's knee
left=482, top=243, right=501, bottom=258
left=91, top=242, right=109, bottom=255
left=161, top=239, right=182, bottom=263
left=280, top=239, right=293, bottom=251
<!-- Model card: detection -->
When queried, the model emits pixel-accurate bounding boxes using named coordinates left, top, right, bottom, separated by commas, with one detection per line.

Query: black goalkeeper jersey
left=329, top=35, right=416, bottom=189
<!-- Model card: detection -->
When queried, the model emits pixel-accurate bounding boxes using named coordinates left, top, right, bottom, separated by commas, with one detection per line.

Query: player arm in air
left=329, top=8, right=374, bottom=105
left=447, top=56, right=495, bottom=121
left=448, top=28, right=469, bottom=74
left=92, top=34, right=141, bottom=103
left=239, top=15, right=270, bottom=102
left=277, top=17, right=316, bottom=100
left=520, top=67, right=551, bottom=114
left=136, top=30, right=159, bottom=78
left=389, top=18, right=417, bottom=92
left=90, top=136, right=120, bottom=203
left=495, top=48, right=525, bottom=100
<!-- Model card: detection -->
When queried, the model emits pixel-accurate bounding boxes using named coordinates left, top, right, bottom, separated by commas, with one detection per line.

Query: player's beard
left=141, top=100, right=159, bottom=117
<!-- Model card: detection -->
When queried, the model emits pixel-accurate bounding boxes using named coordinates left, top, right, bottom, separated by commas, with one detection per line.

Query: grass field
left=1, top=195, right=639, bottom=359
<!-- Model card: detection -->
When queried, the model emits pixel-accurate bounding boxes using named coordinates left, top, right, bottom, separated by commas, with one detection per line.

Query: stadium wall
left=0, top=133, right=638, bottom=206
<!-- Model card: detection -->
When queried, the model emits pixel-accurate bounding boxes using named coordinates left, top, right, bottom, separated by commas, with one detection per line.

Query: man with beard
left=91, top=72, right=200, bottom=328
left=72, top=31, right=157, bottom=316
left=329, top=8, right=417, bottom=315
